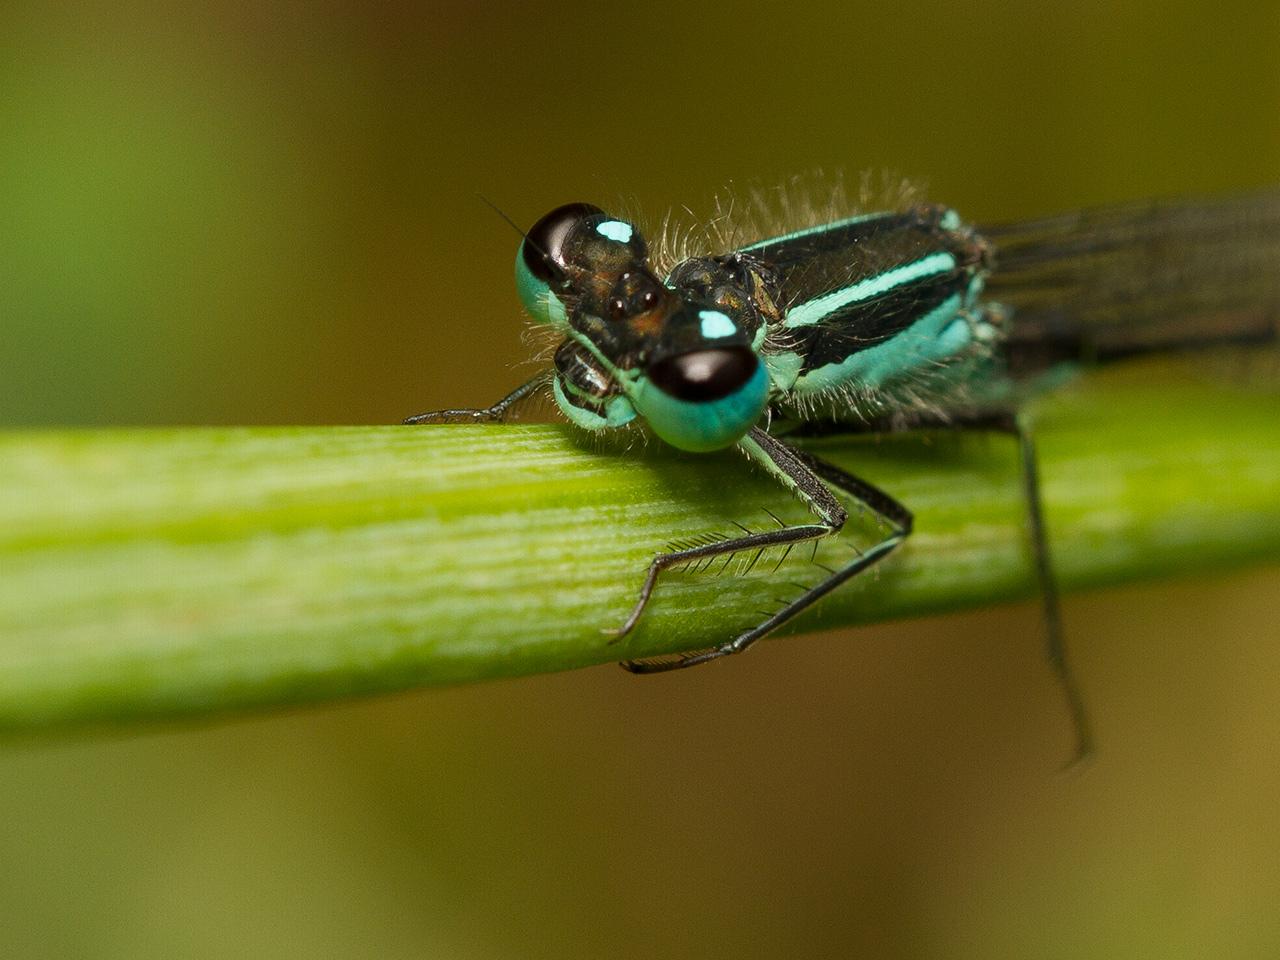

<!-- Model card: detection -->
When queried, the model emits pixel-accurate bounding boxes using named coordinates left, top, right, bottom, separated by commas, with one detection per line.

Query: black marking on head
left=667, top=253, right=774, bottom=346
left=606, top=271, right=664, bottom=322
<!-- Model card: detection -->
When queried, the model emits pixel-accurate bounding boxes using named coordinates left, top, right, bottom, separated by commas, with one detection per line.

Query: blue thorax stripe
left=786, top=268, right=972, bottom=377
left=787, top=291, right=970, bottom=395
left=783, top=251, right=958, bottom=328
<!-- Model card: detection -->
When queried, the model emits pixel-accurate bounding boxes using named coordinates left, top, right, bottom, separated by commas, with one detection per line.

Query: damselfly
left=406, top=182, right=1280, bottom=762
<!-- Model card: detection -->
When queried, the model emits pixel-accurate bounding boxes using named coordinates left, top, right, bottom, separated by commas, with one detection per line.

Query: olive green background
left=2, top=1, right=1278, bottom=957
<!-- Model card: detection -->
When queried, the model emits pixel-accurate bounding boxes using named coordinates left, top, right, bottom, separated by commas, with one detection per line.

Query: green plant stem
left=2, top=359, right=1278, bottom=731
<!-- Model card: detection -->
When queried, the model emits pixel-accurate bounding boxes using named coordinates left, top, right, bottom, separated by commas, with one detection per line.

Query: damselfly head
left=522, top=201, right=771, bottom=452
left=515, top=202, right=647, bottom=322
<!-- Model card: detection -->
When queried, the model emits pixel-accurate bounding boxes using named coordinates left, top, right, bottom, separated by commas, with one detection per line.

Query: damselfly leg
left=617, top=426, right=913, bottom=673
left=798, top=409, right=1090, bottom=773
left=1006, top=414, right=1094, bottom=768
left=931, top=409, right=1092, bottom=766
left=403, top=371, right=551, bottom=424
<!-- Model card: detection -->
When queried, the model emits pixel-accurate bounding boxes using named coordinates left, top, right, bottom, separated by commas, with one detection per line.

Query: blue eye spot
left=595, top=220, right=634, bottom=243
left=699, top=309, right=737, bottom=339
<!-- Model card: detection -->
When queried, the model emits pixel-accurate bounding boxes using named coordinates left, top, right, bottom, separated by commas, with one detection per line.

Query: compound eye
left=648, top=347, right=759, bottom=402
left=522, top=202, right=606, bottom=285
left=633, top=346, right=768, bottom=451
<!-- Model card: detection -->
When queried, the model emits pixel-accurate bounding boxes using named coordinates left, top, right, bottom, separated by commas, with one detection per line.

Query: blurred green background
left=2, top=1, right=1279, bottom=957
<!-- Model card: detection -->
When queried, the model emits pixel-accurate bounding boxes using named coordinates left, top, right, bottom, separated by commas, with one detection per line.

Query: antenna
left=476, top=193, right=532, bottom=243
left=475, top=193, right=560, bottom=279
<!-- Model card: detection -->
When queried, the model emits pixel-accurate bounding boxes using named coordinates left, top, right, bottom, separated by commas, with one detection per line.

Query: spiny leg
left=403, top=371, right=552, bottom=424
left=619, top=427, right=912, bottom=674
left=608, top=428, right=846, bottom=641
left=607, top=518, right=838, bottom=642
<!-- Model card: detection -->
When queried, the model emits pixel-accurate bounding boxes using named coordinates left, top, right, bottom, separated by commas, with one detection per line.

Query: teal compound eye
left=630, top=347, right=770, bottom=452
left=514, top=202, right=605, bottom=325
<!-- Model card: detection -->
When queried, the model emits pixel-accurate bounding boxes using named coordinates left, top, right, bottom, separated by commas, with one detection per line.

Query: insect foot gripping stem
left=403, top=372, right=552, bottom=424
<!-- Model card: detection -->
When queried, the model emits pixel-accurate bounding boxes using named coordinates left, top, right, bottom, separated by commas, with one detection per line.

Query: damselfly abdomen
left=406, top=185, right=1280, bottom=764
